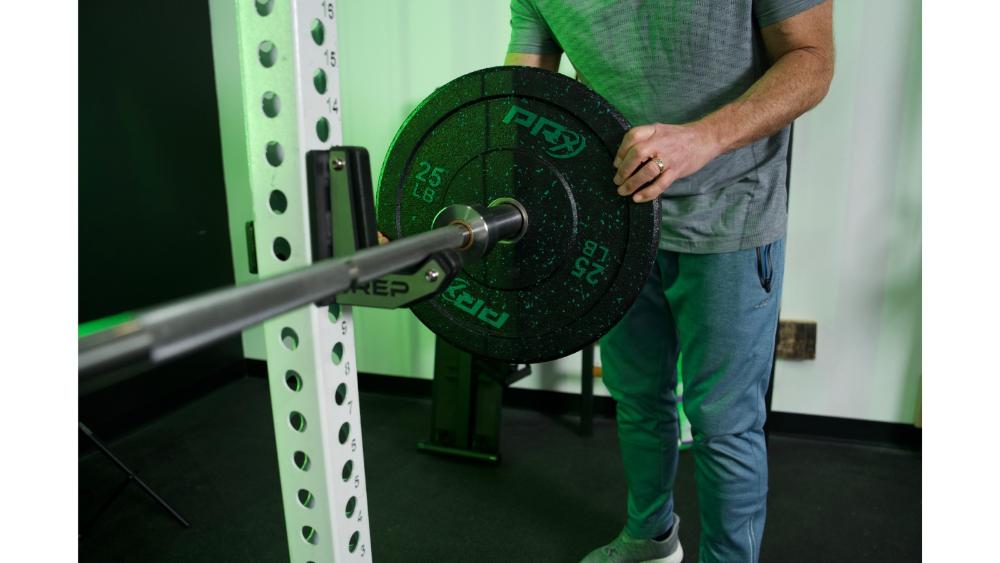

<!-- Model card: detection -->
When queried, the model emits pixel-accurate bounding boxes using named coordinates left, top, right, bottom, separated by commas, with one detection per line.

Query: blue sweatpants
left=600, top=238, right=785, bottom=563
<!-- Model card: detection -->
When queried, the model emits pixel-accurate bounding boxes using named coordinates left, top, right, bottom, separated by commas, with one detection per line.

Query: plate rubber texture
left=378, top=66, right=660, bottom=363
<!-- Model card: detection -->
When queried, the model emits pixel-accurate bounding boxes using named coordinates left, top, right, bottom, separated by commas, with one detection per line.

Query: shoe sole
left=642, top=544, right=683, bottom=563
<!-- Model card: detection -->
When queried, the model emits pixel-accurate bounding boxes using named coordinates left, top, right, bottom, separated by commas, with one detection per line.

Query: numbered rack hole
left=254, top=0, right=274, bottom=16
left=297, top=489, right=315, bottom=509
left=273, top=237, right=291, bottom=261
left=285, top=370, right=302, bottom=392
left=349, top=531, right=360, bottom=553
left=341, top=459, right=353, bottom=481
left=316, top=117, right=330, bottom=142
left=261, top=91, right=280, bottom=117
left=313, top=69, right=327, bottom=94
left=345, top=496, right=357, bottom=518
left=338, top=422, right=350, bottom=444
left=331, top=342, right=344, bottom=365
left=328, top=304, right=341, bottom=322
left=258, top=40, right=278, bottom=68
left=289, top=411, right=307, bottom=433
left=293, top=451, right=311, bottom=471
left=268, top=189, right=287, bottom=214
left=302, top=526, right=318, bottom=545
left=334, top=383, right=347, bottom=405
left=280, top=327, right=299, bottom=350
left=265, top=141, right=284, bottom=167
left=311, top=19, right=325, bottom=45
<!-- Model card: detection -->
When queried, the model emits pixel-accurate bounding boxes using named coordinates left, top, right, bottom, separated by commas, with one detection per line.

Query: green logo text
left=441, top=277, right=510, bottom=329
left=502, top=105, right=587, bottom=159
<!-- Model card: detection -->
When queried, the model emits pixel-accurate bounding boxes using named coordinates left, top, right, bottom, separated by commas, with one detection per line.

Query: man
left=505, top=1, right=834, bottom=562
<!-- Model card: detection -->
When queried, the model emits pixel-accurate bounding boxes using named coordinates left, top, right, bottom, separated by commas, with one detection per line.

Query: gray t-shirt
left=508, top=0, right=823, bottom=253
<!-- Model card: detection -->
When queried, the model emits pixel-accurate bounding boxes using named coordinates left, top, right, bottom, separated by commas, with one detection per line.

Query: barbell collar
left=432, top=202, right=524, bottom=259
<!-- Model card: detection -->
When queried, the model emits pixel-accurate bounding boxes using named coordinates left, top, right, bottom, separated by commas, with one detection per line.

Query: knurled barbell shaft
left=79, top=203, right=524, bottom=392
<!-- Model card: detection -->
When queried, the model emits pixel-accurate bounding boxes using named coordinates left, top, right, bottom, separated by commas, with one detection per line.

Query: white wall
left=773, top=0, right=922, bottom=424
left=337, top=0, right=923, bottom=425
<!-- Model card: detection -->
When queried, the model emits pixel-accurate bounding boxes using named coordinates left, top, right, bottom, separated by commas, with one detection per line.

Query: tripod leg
left=79, top=423, right=190, bottom=528
left=129, top=474, right=190, bottom=527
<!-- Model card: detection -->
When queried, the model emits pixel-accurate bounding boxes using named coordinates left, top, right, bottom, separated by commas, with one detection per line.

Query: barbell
left=78, top=66, right=660, bottom=384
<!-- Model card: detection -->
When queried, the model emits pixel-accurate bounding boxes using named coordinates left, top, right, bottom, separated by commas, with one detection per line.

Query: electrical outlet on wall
left=776, top=320, right=817, bottom=360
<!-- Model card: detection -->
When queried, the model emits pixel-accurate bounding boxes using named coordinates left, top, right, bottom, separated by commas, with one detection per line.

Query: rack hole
left=338, top=422, right=350, bottom=444
left=289, top=411, right=307, bottom=433
left=273, top=237, right=291, bottom=261
left=331, top=342, right=344, bottom=365
left=293, top=451, right=310, bottom=471
left=269, top=189, right=287, bottom=214
left=313, top=69, right=327, bottom=94
left=345, top=496, right=357, bottom=518
left=285, top=370, right=302, bottom=392
left=334, top=383, right=347, bottom=405
left=328, top=303, right=341, bottom=322
left=255, top=0, right=274, bottom=16
left=265, top=141, right=284, bottom=167
left=316, top=117, right=330, bottom=142
left=302, top=526, right=318, bottom=545
left=297, top=489, right=315, bottom=509
left=341, top=459, right=353, bottom=481
left=258, top=40, right=278, bottom=68
left=311, top=19, right=325, bottom=45
left=280, top=327, right=298, bottom=350
left=261, top=91, right=280, bottom=117
left=349, top=531, right=360, bottom=553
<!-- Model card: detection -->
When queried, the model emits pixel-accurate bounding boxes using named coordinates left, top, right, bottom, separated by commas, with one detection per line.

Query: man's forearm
left=695, top=47, right=834, bottom=155
left=611, top=1, right=834, bottom=201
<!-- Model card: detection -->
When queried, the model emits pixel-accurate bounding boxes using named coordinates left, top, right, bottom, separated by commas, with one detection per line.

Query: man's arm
left=615, top=0, right=835, bottom=202
left=506, top=0, right=561, bottom=70
left=504, top=52, right=561, bottom=71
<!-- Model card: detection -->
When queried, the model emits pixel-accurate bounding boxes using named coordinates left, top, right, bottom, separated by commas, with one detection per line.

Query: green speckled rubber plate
left=378, top=66, right=660, bottom=363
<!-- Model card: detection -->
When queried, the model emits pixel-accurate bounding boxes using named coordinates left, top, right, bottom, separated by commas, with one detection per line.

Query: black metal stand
left=765, top=123, right=794, bottom=447
left=79, top=422, right=190, bottom=537
left=579, top=344, right=595, bottom=437
left=763, top=321, right=780, bottom=446
left=417, top=338, right=531, bottom=463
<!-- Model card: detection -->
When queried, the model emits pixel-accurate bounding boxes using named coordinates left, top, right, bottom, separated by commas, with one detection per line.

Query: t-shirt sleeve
left=754, top=0, right=826, bottom=28
left=507, top=0, right=562, bottom=55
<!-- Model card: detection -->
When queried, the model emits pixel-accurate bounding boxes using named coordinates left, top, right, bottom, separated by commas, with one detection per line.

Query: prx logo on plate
left=441, top=277, right=510, bottom=329
left=503, top=105, right=587, bottom=159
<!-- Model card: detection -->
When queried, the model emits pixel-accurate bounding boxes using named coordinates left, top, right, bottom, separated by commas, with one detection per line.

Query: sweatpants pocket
left=755, top=243, right=774, bottom=293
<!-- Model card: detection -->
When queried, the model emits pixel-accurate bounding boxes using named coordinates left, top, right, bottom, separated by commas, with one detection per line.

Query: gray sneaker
left=580, top=516, right=683, bottom=563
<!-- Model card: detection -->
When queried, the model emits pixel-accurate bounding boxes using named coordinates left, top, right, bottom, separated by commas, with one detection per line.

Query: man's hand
left=612, top=122, right=722, bottom=203
left=612, top=1, right=833, bottom=204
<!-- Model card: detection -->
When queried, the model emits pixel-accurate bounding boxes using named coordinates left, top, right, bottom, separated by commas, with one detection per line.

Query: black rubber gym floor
left=79, top=377, right=921, bottom=562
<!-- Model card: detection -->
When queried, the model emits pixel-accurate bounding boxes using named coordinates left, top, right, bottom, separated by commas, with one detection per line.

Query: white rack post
left=209, top=1, right=371, bottom=561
